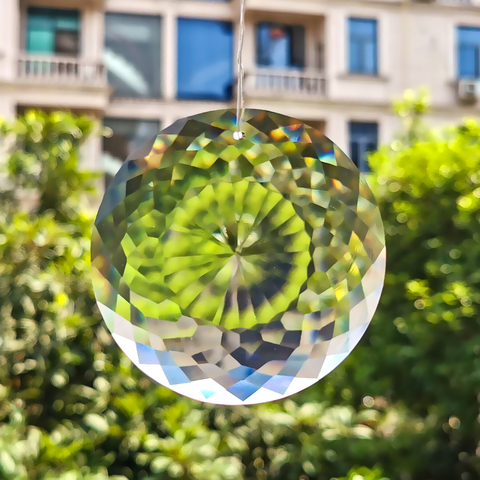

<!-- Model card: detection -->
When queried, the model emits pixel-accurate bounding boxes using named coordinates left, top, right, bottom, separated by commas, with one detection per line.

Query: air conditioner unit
left=458, top=79, right=479, bottom=105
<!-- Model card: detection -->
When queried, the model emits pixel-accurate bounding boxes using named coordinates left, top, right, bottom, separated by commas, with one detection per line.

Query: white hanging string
left=234, top=0, right=246, bottom=141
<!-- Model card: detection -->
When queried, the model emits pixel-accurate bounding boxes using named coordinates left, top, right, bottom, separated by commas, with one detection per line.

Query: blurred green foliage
left=0, top=100, right=479, bottom=480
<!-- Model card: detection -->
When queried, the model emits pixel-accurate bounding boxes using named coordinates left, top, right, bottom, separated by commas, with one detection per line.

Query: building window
left=458, top=26, right=480, bottom=79
left=26, top=7, right=80, bottom=56
left=103, top=118, right=160, bottom=187
left=349, top=122, right=378, bottom=172
left=348, top=18, right=378, bottom=75
left=105, top=13, right=161, bottom=99
left=256, top=23, right=305, bottom=69
left=177, top=18, right=233, bottom=101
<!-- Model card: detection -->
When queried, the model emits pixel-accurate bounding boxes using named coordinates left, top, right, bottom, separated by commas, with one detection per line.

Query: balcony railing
left=246, top=69, right=327, bottom=98
left=434, top=0, right=480, bottom=4
left=17, top=54, right=107, bottom=87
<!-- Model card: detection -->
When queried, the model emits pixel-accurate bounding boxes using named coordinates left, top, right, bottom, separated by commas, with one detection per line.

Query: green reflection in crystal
left=91, top=109, right=386, bottom=405
left=124, top=179, right=311, bottom=330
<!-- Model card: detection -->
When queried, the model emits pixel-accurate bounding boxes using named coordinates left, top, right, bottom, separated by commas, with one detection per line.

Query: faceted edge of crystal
left=94, top=247, right=386, bottom=405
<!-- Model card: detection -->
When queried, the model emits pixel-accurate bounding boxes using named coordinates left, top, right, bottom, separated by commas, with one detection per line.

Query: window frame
left=348, top=121, right=379, bottom=173
left=26, top=6, right=82, bottom=57
left=104, top=12, right=162, bottom=100
left=457, top=25, right=480, bottom=79
left=177, top=17, right=234, bottom=101
left=348, top=17, right=378, bottom=76
left=255, top=22, right=306, bottom=70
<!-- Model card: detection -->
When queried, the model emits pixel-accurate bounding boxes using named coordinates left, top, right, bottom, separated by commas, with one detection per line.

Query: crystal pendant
left=91, top=109, right=386, bottom=405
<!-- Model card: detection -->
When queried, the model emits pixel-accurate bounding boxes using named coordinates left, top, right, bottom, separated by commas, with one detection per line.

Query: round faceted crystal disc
left=91, top=109, right=386, bottom=405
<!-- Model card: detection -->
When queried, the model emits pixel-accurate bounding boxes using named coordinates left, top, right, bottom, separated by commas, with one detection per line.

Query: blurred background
left=1, top=0, right=480, bottom=479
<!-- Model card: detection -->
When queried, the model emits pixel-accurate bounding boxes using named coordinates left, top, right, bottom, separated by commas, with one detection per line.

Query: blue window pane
left=27, top=7, right=80, bottom=55
left=349, top=122, right=378, bottom=173
left=349, top=42, right=363, bottom=73
left=258, top=24, right=291, bottom=68
left=177, top=18, right=233, bottom=101
left=103, top=118, right=160, bottom=187
left=458, top=26, right=480, bottom=78
left=257, top=23, right=305, bottom=69
left=349, top=18, right=378, bottom=75
left=105, top=14, right=161, bottom=99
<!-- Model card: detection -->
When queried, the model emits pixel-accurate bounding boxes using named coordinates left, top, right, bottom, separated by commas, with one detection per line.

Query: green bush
left=0, top=99, right=478, bottom=480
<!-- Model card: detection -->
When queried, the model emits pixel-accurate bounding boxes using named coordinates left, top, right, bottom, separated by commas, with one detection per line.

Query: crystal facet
left=91, top=109, right=386, bottom=405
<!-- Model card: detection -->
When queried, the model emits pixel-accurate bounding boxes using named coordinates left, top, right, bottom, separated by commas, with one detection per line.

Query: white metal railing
left=17, top=54, right=107, bottom=86
left=246, top=69, right=327, bottom=97
left=439, top=0, right=480, bottom=4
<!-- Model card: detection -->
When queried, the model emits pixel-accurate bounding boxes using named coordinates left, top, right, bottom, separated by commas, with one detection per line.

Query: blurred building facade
left=1, top=0, right=480, bottom=179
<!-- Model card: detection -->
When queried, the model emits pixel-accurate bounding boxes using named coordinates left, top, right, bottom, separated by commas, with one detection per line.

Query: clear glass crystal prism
left=91, top=109, right=386, bottom=405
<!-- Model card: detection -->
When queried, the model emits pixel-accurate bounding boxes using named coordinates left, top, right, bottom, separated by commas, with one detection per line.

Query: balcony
left=245, top=0, right=327, bottom=15
left=18, top=54, right=106, bottom=87
left=245, top=69, right=327, bottom=100
left=15, top=54, right=109, bottom=111
left=417, top=0, right=480, bottom=5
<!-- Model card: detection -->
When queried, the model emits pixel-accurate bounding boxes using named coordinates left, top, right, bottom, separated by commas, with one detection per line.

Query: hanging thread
left=234, top=0, right=246, bottom=140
